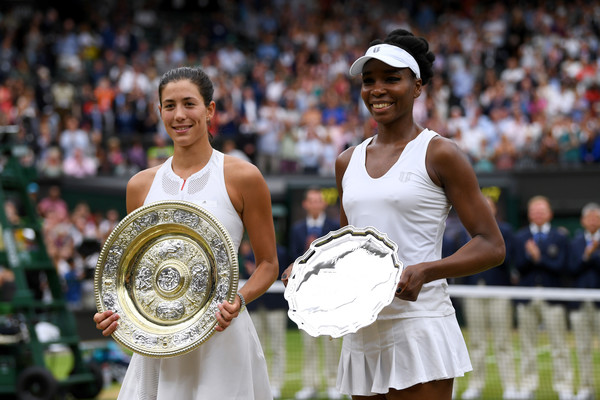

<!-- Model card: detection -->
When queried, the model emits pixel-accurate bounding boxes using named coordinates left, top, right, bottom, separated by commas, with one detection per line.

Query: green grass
left=45, top=329, right=600, bottom=400
left=456, top=330, right=600, bottom=400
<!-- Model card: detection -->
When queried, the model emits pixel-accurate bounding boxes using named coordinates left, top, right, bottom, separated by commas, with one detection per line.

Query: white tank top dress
left=337, top=130, right=472, bottom=395
left=117, top=151, right=272, bottom=400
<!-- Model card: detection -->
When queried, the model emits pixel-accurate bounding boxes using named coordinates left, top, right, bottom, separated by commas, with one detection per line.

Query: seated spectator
left=126, top=135, right=148, bottom=172
left=105, top=136, right=127, bottom=176
left=37, top=185, right=69, bottom=222
left=222, top=138, right=251, bottom=162
left=37, top=146, right=64, bottom=178
left=537, top=126, right=560, bottom=166
left=60, top=256, right=85, bottom=310
left=580, top=120, right=600, bottom=164
left=98, top=208, right=120, bottom=245
left=63, top=147, right=97, bottom=178
left=59, top=115, right=90, bottom=159
left=147, top=134, right=174, bottom=168
left=493, top=134, right=518, bottom=170
left=472, top=138, right=495, bottom=173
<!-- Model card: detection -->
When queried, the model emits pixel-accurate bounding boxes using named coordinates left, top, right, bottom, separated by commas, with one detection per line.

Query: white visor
left=349, top=43, right=421, bottom=78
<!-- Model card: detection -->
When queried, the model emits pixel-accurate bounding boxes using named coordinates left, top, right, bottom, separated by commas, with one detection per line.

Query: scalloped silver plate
left=94, top=200, right=238, bottom=358
left=284, top=225, right=403, bottom=338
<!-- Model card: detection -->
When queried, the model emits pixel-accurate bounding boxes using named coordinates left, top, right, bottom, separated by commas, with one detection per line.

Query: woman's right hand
left=93, top=310, right=120, bottom=336
left=281, top=264, right=293, bottom=287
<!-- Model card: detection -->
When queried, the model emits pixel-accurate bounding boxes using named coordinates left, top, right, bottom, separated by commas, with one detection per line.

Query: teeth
left=372, top=103, right=392, bottom=109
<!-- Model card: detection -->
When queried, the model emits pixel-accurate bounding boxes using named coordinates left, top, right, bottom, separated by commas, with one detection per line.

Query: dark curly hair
left=369, top=29, right=435, bottom=86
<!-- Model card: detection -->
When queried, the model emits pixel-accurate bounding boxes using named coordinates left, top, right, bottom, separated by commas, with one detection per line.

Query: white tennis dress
left=337, top=129, right=472, bottom=396
left=117, top=151, right=272, bottom=400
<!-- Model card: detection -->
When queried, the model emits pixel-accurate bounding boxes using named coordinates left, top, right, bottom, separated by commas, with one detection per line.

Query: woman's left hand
left=215, top=295, right=242, bottom=332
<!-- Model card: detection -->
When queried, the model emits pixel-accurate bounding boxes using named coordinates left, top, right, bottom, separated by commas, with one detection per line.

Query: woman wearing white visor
left=335, top=29, right=505, bottom=400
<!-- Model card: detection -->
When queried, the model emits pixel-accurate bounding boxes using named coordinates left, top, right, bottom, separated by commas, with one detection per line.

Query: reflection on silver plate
left=284, top=226, right=403, bottom=338
left=94, top=200, right=238, bottom=358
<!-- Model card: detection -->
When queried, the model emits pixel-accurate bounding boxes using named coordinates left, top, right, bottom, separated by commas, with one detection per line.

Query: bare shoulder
left=223, top=155, right=268, bottom=213
left=335, top=145, right=357, bottom=173
left=126, top=165, right=162, bottom=212
left=426, top=134, right=477, bottom=188
left=127, top=165, right=161, bottom=191
left=223, top=154, right=263, bottom=184
left=428, top=134, right=463, bottom=160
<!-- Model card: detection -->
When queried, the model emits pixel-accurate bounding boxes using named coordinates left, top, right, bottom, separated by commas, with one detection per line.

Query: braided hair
left=369, top=29, right=435, bottom=86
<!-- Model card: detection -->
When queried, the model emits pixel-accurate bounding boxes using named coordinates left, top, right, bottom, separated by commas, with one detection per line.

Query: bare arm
left=216, top=156, right=279, bottom=330
left=397, top=136, right=505, bottom=301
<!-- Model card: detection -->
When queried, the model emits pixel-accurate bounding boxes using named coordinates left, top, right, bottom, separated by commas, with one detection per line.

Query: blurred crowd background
left=2, top=0, right=600, bottom=308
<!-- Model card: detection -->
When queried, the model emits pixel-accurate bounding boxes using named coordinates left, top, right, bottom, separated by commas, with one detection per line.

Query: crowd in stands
left=2, top=0, right=600, bottom=306
left=1, top=0, right=600, bottom=183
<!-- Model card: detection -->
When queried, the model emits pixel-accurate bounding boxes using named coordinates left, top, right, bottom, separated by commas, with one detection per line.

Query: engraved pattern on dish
left=284, top=225, right=403, bottom=338
left=94, top=200, right=238, bottom=358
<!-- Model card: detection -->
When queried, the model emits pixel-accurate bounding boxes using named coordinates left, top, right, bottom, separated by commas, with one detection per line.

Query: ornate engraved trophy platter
left=94, top=200, right=238, bottom=358
left=284, top=225, right=403, bottom=338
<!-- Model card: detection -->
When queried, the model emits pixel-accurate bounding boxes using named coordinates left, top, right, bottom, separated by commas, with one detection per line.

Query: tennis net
left=253, top=281, right=600, bottom=400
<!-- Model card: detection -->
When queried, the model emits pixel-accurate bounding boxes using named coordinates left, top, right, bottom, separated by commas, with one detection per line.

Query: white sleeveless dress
left=337, top=130, right=472, bottom=396
left=117, top=151, right=272, bottom=400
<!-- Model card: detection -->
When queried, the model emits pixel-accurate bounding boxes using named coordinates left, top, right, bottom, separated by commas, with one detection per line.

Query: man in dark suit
left=514, top=195, right=573, bottom=400
left=458, top=196, right=519, bottom=400
left=289, top=188, right=341, bottom=400
left=567, top=202, right=600, bottom=400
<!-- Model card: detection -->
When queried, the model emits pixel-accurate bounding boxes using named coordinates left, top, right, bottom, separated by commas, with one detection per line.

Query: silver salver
left=94, top=200, right=238, bottom=358
left=284, top=225, right=403, bottom=338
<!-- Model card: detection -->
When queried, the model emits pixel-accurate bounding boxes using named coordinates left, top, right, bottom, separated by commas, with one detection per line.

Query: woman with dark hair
left=285, top=29, right=505, bottom=400
left=93, top=66, right=279, bottom=399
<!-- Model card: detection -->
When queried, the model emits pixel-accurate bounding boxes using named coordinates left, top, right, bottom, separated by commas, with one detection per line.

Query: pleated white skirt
left=117, top=311, right=272, bottom=400
left=337, top=314, right=472, bottom=396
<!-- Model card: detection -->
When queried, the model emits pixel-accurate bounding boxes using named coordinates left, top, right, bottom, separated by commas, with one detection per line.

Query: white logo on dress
left=398, top=172, right=411, bottom=182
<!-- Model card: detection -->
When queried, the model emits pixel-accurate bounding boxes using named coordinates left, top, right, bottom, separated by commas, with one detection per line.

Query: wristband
left=237, top=292, right=246, bottom=313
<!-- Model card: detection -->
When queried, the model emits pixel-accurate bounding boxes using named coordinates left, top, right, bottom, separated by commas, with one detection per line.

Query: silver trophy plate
left=94, top=200, right=238, bottom=358
left=284, top=225, right=403, bottom=338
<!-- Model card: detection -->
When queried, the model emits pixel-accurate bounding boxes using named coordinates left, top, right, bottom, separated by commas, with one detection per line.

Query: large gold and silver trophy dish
left=94, top=200, right=238, bottom=358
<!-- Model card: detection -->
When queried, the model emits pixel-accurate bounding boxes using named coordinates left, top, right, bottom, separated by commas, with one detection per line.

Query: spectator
left=125, top=135, right=148, bottom=173
left=255, top=98, right=284, bottom=174
left=288, top=188, right=342, bottom=400
left=93, top=76, right=116, bottom=136
left=278, top=121, right=299, bottom=174
left=458, top=196, right=520, bottom=400
left=147, top=133, right=174, bottom=168
left=514, top=195, right=573, bottom=400
left=63, top=147, right=97, bottom=178
left=536, top=126, right=560, bottom=166
left=222, top=138, right=251, bottom=163
left=61, top=256, right=84, bottom=310
left=568, top=202, right=600, bottom=400
left=105, top=136, right=127, bottom=176
left=37, top=146, right=63, bottom=178
left=50, top=76, right=76, bottom=124
left=580, top=120, right=600, bottom=164
left=37, top=185, right=69, bottom=221
left=493, top=133, right=518, bottom=170
left=98, top=208, right=120, bottom=245
left=58, top=115, right=90, bottom=159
